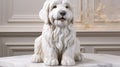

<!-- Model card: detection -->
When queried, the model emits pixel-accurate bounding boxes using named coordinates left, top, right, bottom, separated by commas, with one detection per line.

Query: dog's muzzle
left=57, top=11, right=67, bottom=21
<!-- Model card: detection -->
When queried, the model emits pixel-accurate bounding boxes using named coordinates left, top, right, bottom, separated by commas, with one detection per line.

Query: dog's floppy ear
left=39, top=0, right=50, bottom=24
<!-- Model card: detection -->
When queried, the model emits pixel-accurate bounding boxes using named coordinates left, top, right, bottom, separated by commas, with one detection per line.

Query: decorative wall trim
left=95, top=20, right=120, bottom=23
left=5, top=42, right=120, bottom=46
left=81, top=43, right=120, bottom=46
left=5, top=43, right=33, bottom=46
left=76, top=32, right=120, bottom=37
left=8, top=15, right=42, bottom=23
left=8, top=0, right=13, bottom=22
left=81, top=0, right=94, bottom=24
left=80, top=47, right=85, bottom=53
left=6, top=0, right=42, bottom=23
left=0, top=31, right=120, bottom=37
left=4, top=43, right=34, bottom=56
left=94, top=0, right=120, bottom=23
left=0, top=39, right=3, bottom=57
left=94, top=47, right=120, bottom=54
left=0, top=0, right=2, bottom=24
left=2, top=0, right=9, bottom=24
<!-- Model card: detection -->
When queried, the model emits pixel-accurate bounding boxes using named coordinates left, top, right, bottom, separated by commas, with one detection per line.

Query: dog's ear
left=39, top=0, right=50, bottom=24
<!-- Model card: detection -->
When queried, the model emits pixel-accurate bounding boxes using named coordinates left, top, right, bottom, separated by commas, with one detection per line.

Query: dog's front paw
left=44, top=57, right=59, bottom=66
left=31, top=54, right=42, bottom=63
left=61, top=57, right=75, bottom=66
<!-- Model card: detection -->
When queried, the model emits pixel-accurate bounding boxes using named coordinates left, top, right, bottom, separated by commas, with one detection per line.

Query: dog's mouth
left=57, top=17, right=66, bottom=21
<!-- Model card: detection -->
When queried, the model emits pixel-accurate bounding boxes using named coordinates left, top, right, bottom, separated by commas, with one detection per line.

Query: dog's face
left=39, top=0, right=73, bottom=27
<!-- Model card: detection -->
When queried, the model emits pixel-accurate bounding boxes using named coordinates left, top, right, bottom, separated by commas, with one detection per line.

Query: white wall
left=0, top=0, right=120, bottom=57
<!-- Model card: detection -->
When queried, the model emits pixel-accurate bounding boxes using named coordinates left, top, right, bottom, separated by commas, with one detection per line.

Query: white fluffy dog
left=32, top=0, right=82, bottom=66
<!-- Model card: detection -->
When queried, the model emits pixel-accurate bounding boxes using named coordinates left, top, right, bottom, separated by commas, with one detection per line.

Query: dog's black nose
left=60, top=11, right=66, bottom=16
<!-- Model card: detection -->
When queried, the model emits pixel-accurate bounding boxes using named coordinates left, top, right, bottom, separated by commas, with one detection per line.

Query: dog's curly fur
left=31, top=0, right=82, bottom=66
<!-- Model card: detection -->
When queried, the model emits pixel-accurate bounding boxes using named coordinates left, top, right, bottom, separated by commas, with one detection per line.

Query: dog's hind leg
left=74, top=39, right=83, bottom=62
left=31, top=36, right=43, bottom=63
left=75, top=52, right=83, bottom=62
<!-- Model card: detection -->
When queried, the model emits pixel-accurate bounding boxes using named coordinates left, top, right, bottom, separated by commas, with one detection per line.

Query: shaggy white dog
left=32, top=0, right=82, bottom=66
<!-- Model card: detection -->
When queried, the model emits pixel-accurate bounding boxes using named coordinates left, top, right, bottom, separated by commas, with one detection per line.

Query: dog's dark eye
left=65, top=5, right=69, bottom=8
left=53, top=5, right=57, bottom=9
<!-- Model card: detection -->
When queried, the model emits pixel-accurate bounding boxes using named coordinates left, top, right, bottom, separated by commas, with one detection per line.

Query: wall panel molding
left=94, top=0, right=120, bottom=23
left=80, top=47, right=85, bottom=53
left=7, top=0, right=42, bottom=23
left=0, top=0, right=2, bottom=24
left=94, top=47, right=120, bottom=55
left=4, top=43, right=34, bottom=56
left=1, top=32, right=120, bottom=37
left=0, top=38, right=3, bottom=57
left=8, top=15, right=41, bottom=23
left=81, top=0, right=94, bottom=24
left=81, top=43, right=120, bottom=46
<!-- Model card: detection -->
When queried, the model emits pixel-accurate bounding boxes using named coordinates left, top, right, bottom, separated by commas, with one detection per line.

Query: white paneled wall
left=0, top=0, right=120, bottom=57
